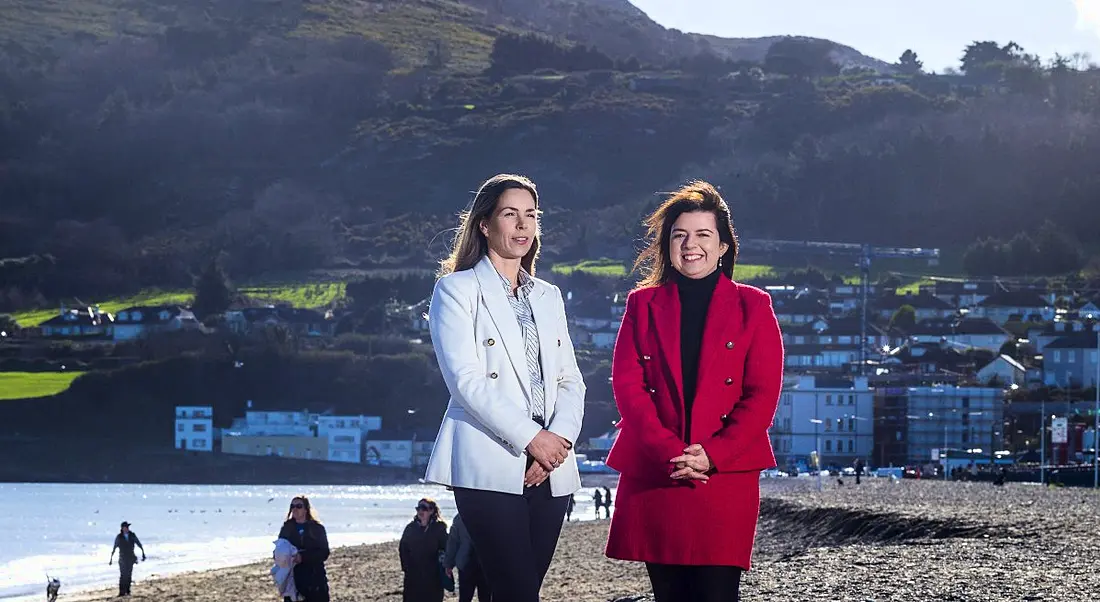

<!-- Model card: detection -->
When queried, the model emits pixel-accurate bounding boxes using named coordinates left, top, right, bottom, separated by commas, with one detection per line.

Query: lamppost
left=1094, top=330, right=1099, bottom=489
left=809, top=418, right=823, bottom=491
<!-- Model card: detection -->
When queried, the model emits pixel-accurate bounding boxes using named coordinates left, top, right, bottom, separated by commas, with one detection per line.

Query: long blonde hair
left=437, top=174, right=541, bottom=278
left=634, top=180, right=738, bottom=289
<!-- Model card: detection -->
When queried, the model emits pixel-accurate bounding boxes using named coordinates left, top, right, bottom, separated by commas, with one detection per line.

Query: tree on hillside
left=897, top=49, right=923, bottom=75
left=890, top=305, right=917, bottom=332
left=960, top=40, right=1035, bottom=81
left=0, top=314, right=17, bottom=336
left=193, top=257, right=232, bottom=320
left=764, top=37, right=840, bottom=79
left=1034, top=220, right=1084, bottom=275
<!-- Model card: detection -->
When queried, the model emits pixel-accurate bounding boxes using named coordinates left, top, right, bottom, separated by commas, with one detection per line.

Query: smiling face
left=480, top=187, right=539, bottom=265
left=668, top=210, right=729, bottom=280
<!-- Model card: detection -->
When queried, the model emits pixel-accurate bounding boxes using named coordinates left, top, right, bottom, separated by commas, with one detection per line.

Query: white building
left=771, top=375, right=874, bottom=468
left=365, top=430, right=415, bottom=468
left=175, top=406, right=214, bottom=452
left=242, top=410, right=313, bottom=436
left=316, top=415, right=383, bottom=464
left=976, top=355, right=1027, bottom=387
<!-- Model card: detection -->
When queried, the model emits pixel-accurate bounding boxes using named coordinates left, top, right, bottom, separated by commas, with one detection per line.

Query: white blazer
left=424, top=255, right=585, bottom=496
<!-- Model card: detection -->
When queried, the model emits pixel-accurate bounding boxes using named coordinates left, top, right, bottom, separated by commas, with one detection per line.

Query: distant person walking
left=602, top=486, right=613, bottom=518
left=109, top=521, right=145, bottom=597
left=277, top=496, right=330, bottom=602
left=593, top=489, right=604, bottom=519
left=854, top=458, right=865, bottom=485
left=444, top=512, right=491, bottom=602
left=400, top=498, right=449, bottom=602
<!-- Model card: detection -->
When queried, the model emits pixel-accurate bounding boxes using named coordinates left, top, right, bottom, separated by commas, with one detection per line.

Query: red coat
left=604, top=276, right=784, bottom=569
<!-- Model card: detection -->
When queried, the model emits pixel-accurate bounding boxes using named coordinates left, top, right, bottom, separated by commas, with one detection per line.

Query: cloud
left=1073, top=0, right=1100, bottom=36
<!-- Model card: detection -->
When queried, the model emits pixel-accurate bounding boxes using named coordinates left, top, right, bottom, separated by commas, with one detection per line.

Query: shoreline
left=34, top=478, right=1098, bottom=602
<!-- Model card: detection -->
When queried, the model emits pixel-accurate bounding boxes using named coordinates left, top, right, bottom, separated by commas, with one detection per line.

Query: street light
left=809, top=418, right=824, bottom=491
left=1094, top=331, right=1099, bottom=489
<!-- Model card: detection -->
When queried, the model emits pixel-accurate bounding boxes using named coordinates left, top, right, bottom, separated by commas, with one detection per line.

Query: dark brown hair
left=633, top=180, right=738, bottom=289
left=415, top=497, right=444, bottom=523
left=285, top=495, right=322, bottom=525
left=437, top=174, right=541, bottom=278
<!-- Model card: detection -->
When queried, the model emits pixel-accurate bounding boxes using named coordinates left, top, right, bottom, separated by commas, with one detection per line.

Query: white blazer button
left=648, top=388, right=656, bottom=394
left=486, top=338, right=495, bottom=346
left=726, top=341, right=734, bottom=349
left=489, top=372, right=498, bottom=379
left=642, top=355, right=651, bottom=361
left=725, top=378, right=733, bottom=385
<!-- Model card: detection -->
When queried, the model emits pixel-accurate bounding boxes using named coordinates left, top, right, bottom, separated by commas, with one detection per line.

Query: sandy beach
left=68, top=478, right=1093, bottom=602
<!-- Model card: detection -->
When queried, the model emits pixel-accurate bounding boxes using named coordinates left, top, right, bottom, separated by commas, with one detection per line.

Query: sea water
left=3, top=481, right=614, bottom=601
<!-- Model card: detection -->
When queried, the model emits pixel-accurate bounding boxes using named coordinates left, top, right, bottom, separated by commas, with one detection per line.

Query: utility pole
left=1094, top=331, right=1099, bottom=489
left=859, top=244, right=870, bottom=376
left=1040, top=399, right=1046, bottom=485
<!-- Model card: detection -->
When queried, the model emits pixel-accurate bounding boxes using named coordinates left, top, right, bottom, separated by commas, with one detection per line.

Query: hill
left=1, top=0, right=1099, bottom=310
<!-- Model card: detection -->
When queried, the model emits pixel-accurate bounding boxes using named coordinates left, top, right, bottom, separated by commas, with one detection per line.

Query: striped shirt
left=497, top=267, right=546, bottom=422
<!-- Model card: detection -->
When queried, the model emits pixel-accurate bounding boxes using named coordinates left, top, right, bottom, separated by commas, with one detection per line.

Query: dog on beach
left=46, top=576, right=61, bottom=602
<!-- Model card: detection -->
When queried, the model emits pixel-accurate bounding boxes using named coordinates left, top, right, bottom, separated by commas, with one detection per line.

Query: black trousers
left=459, top=553, right=492, bottom=602
left=453, top=480, right=569, bottom=602
left=646, top=563, right=743, bottom=602
left=118, top=558, right=135, bottom=595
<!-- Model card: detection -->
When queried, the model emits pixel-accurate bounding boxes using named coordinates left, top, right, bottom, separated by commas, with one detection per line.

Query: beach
left=66, top=478, right=1091, bottom=602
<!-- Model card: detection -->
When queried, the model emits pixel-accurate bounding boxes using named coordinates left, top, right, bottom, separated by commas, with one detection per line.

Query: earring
left=718, top=257, right=722, bottom=268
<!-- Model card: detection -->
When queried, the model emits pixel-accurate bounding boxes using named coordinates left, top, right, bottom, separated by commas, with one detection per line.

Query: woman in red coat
left=604, top=180, right=784, bottom=602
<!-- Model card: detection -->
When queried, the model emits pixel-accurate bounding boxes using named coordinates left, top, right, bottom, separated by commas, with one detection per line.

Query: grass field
left=551, top=259, right=629, bottom=276
left=11, top=290, right=194, bottom=327
left=9, top=283, right=349, bottom=327
left=0, top=371, right=84, bottom=400
left=240, top=282, right=347, bottom=309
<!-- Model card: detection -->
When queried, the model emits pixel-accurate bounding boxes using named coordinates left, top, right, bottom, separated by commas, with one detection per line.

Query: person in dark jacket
left=109, top=522, right=145, bottom=597
left=400, top=498, right=449, bottom=602
left=444, top=513, right=491, bottom=602
left=277, top=496, right=331, bottom=602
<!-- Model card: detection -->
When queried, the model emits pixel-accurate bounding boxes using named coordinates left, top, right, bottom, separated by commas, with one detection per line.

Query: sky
left=628, top=0, right=1100, bottom=72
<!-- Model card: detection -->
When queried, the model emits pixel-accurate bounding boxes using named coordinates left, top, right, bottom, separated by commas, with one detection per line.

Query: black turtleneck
left=677, top=268, right=721, bottom=438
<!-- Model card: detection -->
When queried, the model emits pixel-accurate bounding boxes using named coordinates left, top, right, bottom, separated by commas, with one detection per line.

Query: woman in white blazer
left=425, top=173, right=586, bottom=602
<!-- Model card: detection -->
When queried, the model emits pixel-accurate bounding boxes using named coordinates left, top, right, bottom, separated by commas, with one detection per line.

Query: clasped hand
left=669, top=443, right=712, bottom=482
left=525, top=430, right=571, bottom=487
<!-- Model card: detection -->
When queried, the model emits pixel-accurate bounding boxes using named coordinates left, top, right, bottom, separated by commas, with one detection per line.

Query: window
left=784, top=418, right=791, bottom=430
left=848, top=418, right=855, bottom=432
left=961, top=396, right=970, bottom=408
left=825, top=440, right=832, bottom=452
left=848, top=439, right=854, bottom=452
left=836, top=439, right=842, bottom=452
left=191, top=439, right=206, bottom=448
left=177, top=424, right=185, bottom=432
left=836, top=418, right=843, bottom=432
left=825, top=394, right=833, bottom=405
left=192, top=424, right=207, bottom=432
left=1053, top=350, right=1062, bottom=362
left=825, top=421, right=832, bottom=432
left=848, top=395, right=855, bottom=405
